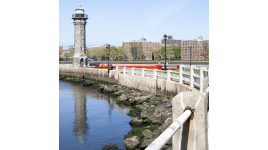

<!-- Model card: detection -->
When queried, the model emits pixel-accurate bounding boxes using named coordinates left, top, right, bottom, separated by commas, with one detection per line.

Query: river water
left=59, top=81, right=134, bottom=150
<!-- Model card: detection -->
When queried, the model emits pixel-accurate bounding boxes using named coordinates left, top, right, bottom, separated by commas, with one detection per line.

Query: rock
left=129, top=97, right=135, bottom=104
left=117, top=94, right=128, bottom=102
left=135, top=105, right=146, bottom=111
left=142, top=129, right=153, bottom=139
left=161, top=111, right=172, bottom=122
left=129, top=118, right=143, bottom=126
left=165, top=103, right=172, bottom=108
left=127, top=110, right=137, bottom=117
left=104, top=85, right=116, bottom=93
left=139, top=138, right=156, bottom=148
left=146, top=124, right=160, bottom=132
left=124, top=136, right=140, bottom=150
left=124, top=134, right=133, bottom=140
left=117, top=85, right=123, bottom=90
left=99, top=84, right=105, bottom=90
left=147, top=115, right=163, bottom=124
left=150, top=97, right=163, bottom=102
left=153, top=109, right=161, bottom=117
left=151, top=129, right=161, bottom=138
left=113, top=90, right=125, bottom=96
left=155, top=104, right=167, bottom=112
left=102, top=144, right=118, bottom=150
left=134, top=95, right=152, bottom=104
left=159, top=118, right=173, bottom=133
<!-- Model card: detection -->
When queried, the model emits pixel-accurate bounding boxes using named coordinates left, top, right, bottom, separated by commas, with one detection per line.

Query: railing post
left=116, top=66, right=118, bottom=71
left=200, top=67, right=205, bottom=93
left=172, top=92, right=209, bottom=150
left=167, top=70, right=171, bottom=81
left=141, top=68, right=145, bottom=77
left=123, top=67, right=126, bottom=74
left=153, top=69, right=157, bottom=79
left=179, top=64, right=183, bottom=83
left=131, top=67, right=135, bottom=75
left=190, top=65, right=195, bottom=87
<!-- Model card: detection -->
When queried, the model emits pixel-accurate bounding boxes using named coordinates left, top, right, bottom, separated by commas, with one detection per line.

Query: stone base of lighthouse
left=72, top=53, right=88, bottom=67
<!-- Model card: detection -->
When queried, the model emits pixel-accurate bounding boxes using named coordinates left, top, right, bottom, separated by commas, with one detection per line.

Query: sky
left=59, top=0, right=209, bottom=49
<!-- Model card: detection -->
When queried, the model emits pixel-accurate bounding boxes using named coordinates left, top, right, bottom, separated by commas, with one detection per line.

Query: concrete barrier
left=172, top=92, right=209, bottom=150
left=60, top=66, right=201, bottom=97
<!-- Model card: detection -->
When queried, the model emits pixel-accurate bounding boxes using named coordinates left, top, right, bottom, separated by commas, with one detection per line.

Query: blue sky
left=59, top=0, right=209, bottom=49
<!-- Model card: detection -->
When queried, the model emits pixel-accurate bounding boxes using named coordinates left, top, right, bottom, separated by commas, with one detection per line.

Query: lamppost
left=190, top=46, right=192, bottom=67
left=106, top=44, right=110, bottom=73
left=163, top=34, right=167, bottom=72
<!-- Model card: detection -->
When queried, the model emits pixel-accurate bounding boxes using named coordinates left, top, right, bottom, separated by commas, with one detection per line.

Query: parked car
left=88, top=58, right=94, bottom=61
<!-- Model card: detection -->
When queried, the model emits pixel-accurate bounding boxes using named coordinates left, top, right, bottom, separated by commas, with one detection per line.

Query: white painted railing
left=145, top=110, right=192, bottom=150
left=116, top=65, right=209, bottom=93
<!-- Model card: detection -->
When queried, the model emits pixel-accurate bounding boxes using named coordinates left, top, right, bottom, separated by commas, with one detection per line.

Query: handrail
left=118, top=65, right=208, bottom=93
left=145, top=110, right=192, bottom=150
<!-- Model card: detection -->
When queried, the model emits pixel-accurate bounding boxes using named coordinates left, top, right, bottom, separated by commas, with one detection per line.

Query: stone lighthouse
left=72, top=6, right=88, bottom=67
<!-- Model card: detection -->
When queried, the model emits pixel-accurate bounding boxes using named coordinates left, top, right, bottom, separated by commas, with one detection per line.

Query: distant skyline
left=59, top=0, right=209, bottom=49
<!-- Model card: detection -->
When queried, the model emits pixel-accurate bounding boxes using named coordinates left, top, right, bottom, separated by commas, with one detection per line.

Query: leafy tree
left=137, top=49, right=145, bottom=60
left=173, top=45, right=181, bottom=59
left=202, top=41, right=209, bottom=60
left=129, top=40, right=139, bottom=60
left=86, top=48, right=91, bottom=58
left=68, top=45, right=74, bottom=57
left=59, top=51, right=62, bottom=59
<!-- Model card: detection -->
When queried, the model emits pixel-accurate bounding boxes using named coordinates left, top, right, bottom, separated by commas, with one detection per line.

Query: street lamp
left=106, top=44, right=110, bottom=73
left=163, top=34, right=167, bottom=72
left=189, top=46, right=192, bottom=67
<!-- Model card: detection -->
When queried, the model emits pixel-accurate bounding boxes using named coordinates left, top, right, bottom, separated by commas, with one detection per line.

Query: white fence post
left=131, top=67, right=135, bottom=75
left=123, top=67, right=126, bottom=74
left=200, top=67, right=205, bottom=93
left=190, top=65, right=195, bottom=88
left=167, top=70, right=171, bottom=81
left=179, top=64, right=183, bottom=84
left=141, top=68, right=145, bottom=77
left=116, top=66, right=118, bottom=71
left=153, top=69, right=157, bottom=79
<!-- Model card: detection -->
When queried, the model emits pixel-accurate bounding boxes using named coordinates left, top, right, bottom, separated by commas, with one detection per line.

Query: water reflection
left=60, top=81, right=134, bottom=149
left=72, top=84, right=89, bottom=144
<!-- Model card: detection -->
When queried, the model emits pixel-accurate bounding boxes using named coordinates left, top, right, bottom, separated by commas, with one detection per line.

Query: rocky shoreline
left=59, top=75, right=173, bottom=150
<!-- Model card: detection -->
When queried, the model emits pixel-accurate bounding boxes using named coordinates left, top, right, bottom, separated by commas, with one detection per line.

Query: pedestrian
left=111, top=64, right=114, bottom=70
left=166, top=61, right=168, bottom=65
left=158, top=61, right=160, bottom=65
left=107, top=65, right=111, bottom=74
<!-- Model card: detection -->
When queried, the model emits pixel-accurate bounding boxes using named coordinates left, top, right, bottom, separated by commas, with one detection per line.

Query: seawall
left=59, top=66, right=200, bottom=97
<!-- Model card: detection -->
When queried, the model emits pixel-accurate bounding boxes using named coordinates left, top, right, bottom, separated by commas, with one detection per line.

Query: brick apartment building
left=181, top=36, right=209, bottom=61
left=122, top=37, right=161, bottom=60
left=161, top=35, right=181, bottom=46
left=59, top=46, right=63, bottom=53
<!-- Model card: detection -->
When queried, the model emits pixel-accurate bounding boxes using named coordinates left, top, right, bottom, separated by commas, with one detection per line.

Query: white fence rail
left=145, top=110, right=192, bottom=150
left=116, top=65, right=209, bottom=93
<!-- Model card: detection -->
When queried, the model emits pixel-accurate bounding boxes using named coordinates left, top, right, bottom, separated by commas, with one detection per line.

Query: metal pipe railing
left=145, top=110, right=192, bottom=150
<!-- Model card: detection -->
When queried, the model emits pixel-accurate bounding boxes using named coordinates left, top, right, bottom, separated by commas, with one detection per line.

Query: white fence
left=116, top=65, right=209, bottom=93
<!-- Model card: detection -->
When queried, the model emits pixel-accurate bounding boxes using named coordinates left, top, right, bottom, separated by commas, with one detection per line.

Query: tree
left=91, top=47, right=105, bottom=61
left=68, top=45, right=74, bottom=57
left=202, top=41, right=209, bottom=60
left=137, top=49, right=145, bottom=60
left=153, top=48, right=162, bottom=60
left=86, top=48, right=91, bottom=58
left=173, top=45, right=181, bottom=60
left=59, top=51, right=62, bottom=59
left=129, top=40, right=139, bottom=60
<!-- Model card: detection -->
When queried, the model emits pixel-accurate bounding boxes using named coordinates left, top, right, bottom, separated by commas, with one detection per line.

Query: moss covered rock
left=102, top=144, right=118, bottom=150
